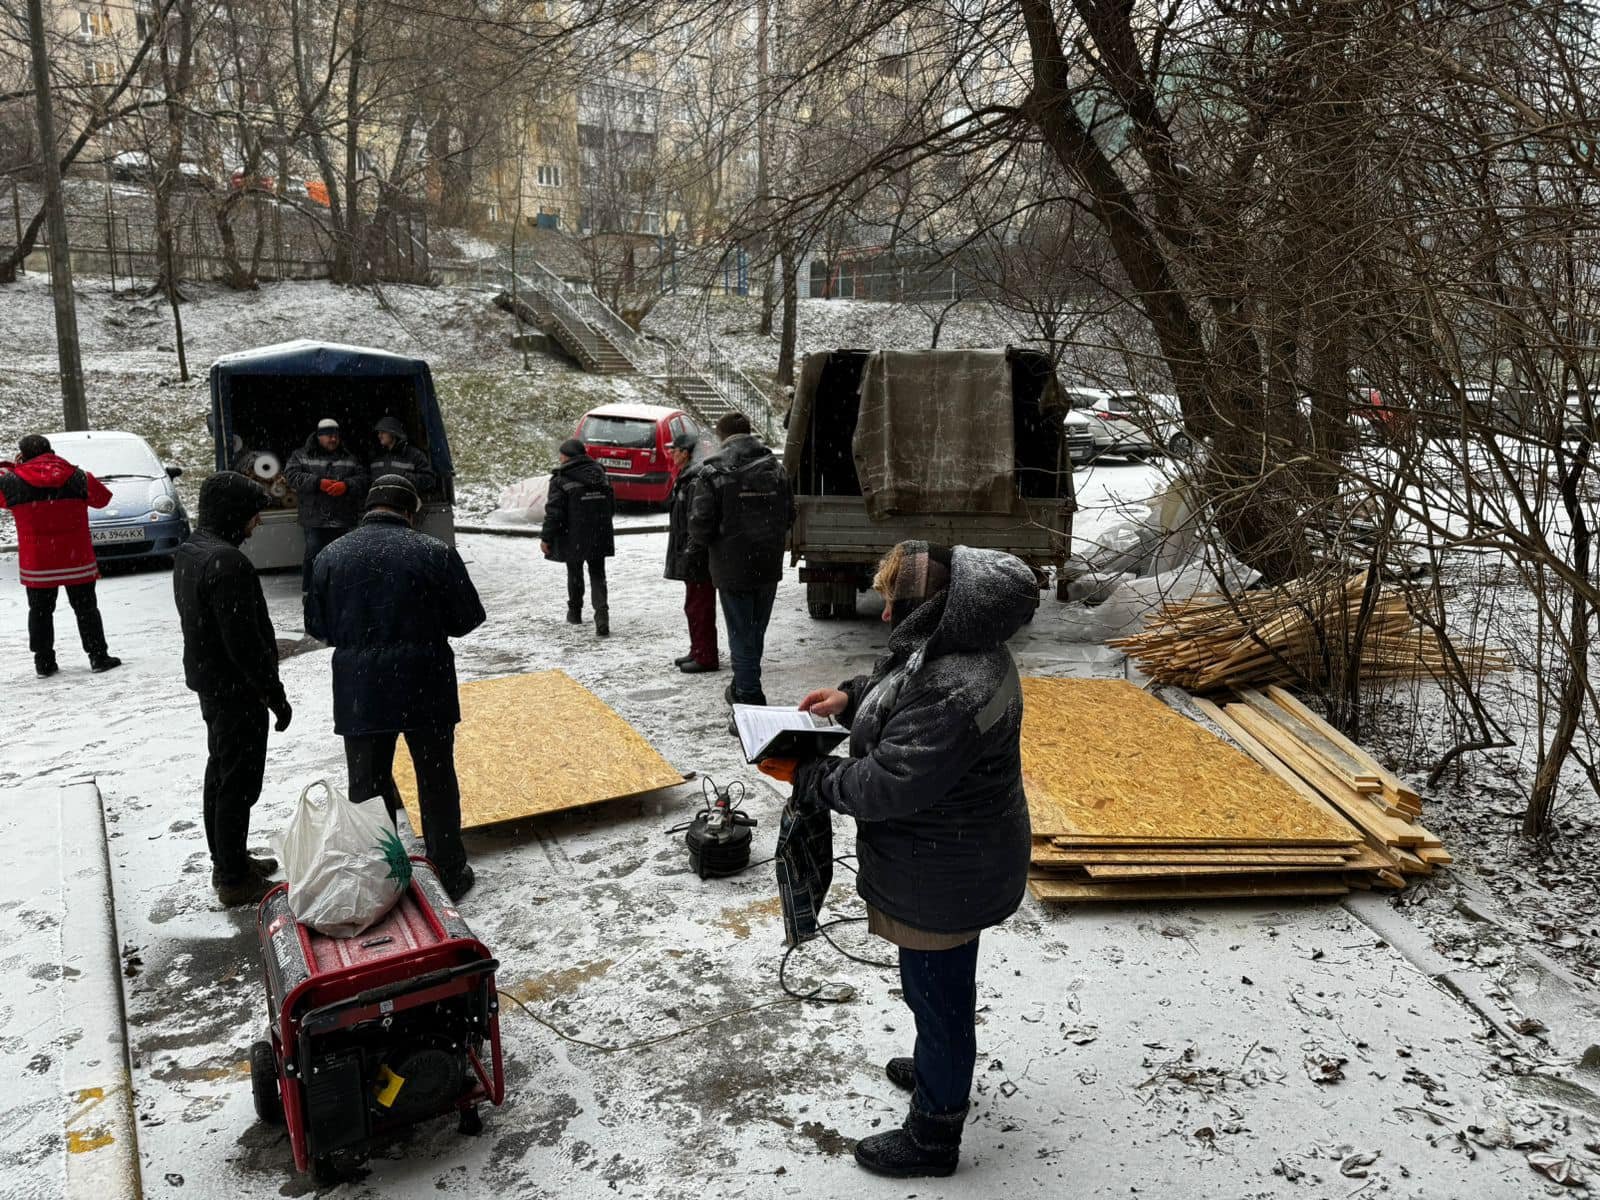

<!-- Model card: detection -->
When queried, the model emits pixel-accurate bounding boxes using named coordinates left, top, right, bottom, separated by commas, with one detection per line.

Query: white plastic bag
left=487, top=474, right=551, bottom=525
left=279, top=780, right=412, bottom=938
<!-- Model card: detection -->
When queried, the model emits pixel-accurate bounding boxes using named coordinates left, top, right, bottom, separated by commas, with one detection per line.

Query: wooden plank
left=1022, top=679, right=1361, bottom=843
left=1236, top=688, right=1383, bottom=792
left=1224, top=704, right=1426, bottom=848
left=1417, top=845, right=1455, bottom=866
left=1029, top=873, right=1351, bottom=902
left=1081, top=861, right=1360, bottom=879
left=396, top=670, right=685, bottom=832
left=1189, top=695, right=1365, bottom=838
left=1033, top=847, right=1354, bottom=866
left=1264, top=684, right=1422, bottom=804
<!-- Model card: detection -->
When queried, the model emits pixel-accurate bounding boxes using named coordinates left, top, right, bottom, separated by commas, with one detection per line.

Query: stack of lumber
left=1021, top=678, right=1450, bottom=904
left=1109, top=573, right=1506, bottom=691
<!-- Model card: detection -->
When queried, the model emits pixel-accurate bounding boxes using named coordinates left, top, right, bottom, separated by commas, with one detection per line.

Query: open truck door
left=208, top=341, right=455, bottom=570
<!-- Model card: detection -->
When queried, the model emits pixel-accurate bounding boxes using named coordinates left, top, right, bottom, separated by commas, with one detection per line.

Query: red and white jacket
left=0, top=453, right=112, bottom=589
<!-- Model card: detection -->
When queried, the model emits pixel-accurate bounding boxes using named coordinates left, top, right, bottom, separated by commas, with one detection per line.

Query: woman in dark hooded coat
left=767, top=540, right=1036, bottom=1178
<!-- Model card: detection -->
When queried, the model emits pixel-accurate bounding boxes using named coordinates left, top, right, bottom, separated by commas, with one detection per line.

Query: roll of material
left=248, top=451, right=281, bottom=481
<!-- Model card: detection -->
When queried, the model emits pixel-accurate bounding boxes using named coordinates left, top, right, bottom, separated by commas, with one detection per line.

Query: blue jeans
left=899, top=936, right=981, bottom=1115
left=718, top=585, right=777, bottom=698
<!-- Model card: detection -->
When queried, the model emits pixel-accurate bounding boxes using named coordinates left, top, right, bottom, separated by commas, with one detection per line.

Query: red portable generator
left=250, top=857, right=505, bottom=1182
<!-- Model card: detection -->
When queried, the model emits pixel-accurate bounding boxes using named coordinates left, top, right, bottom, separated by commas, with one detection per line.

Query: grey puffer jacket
left=795, top=547, right=1036, bottom=934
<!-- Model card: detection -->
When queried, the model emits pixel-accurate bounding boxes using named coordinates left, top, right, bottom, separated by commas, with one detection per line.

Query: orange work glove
left=320, top=479, right=348, bottom=496
left=758, top=758, right=800, bottom=784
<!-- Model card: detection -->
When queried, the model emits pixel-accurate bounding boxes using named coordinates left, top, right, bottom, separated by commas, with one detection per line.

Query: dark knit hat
left=17, top=434, right=51, bottom=461
left=365, top=473, right=420, bottom=514
left=715, top=412, right=751, bottom=440
left=374, top=415, right=406, bottom=439
left=198, top=470, right=270, bottom=545
left=669, top=430, right=699, bottom=452
left=559, top=437, right=586, bottom=458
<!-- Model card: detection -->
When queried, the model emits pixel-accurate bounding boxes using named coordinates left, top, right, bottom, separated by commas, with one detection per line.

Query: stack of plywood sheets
left=1021, top=678, right=1449, bottom=903
left=395, top=669, right=686, bottom=833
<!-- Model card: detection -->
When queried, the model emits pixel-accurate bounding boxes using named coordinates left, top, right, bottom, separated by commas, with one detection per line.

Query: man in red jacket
left=0, top=434, right=121, bottom=677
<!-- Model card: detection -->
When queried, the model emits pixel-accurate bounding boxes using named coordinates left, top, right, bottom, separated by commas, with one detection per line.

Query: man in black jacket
left=541, top=437, right=616, bottom=637
left=173, top=472, right=294, bottom=908
left=663, top=431, right=718, bottom=672
left=687, top=413, right=794, bottom=707
left=283, top=418, right=368, bottom=628
left=309, top=474, right=485, bottom=901
left=368, top=416, right=438, bottom=496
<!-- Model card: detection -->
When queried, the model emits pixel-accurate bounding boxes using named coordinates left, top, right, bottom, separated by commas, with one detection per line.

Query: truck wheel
left=806, top=581, right=835, bottom=620
left=250, top=1040, right=283, bottom=1126
left=831, top=600, right=857, bottom=620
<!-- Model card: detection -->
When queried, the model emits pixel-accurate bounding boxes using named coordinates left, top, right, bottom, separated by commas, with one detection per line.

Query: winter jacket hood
left=197, top=471, right=270, bottom=546
left=896, top=546, right=1037, bottom=659
left=373, top=415, right=409, bottom=445
left=553, top=453, right=607, bottom=487
left=13, top=453, right=79, bottom=489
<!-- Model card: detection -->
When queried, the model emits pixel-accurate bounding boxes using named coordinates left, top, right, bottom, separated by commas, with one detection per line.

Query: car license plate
left=92, top=526, right=146, bottom=545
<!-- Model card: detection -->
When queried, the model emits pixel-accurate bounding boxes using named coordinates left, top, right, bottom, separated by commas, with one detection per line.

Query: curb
left=58, top=779, right=143, bottom=1200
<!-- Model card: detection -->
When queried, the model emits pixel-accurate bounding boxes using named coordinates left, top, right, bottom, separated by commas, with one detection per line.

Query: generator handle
left=300, top=958, right=501, bottom=1034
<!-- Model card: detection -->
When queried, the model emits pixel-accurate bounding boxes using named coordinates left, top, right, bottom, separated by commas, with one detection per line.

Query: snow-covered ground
left=1, top=527, right=1597, bottom=1198
left=2, top=275, right=1598, bottom=1197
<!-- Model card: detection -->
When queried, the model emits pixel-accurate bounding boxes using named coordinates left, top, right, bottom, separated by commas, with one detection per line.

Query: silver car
left=1062, top=387, right=1187, bottom=460
left=49, top=430, right=190, bottom=564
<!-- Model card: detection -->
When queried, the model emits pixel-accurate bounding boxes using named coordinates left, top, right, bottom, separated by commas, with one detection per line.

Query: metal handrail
left=516, top=257, right=648, bottom=369
left=657, top=331, right=773, bottom=437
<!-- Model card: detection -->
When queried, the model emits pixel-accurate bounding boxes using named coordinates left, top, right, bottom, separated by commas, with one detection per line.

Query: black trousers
left=199, top=696, right=268, bottom=884
left=27, top=582, right=107, bottom=660
left=899, top=936, right=982, bottom=1116
left=565, top=557, right=609, bottom=616
left=344, top=727, right=468, bottom=877
left=300, top=527, right=346, bottom=625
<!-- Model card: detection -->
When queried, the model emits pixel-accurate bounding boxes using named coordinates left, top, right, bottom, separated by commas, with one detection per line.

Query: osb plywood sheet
left=396, top=670, right=685, bottom=832
left=1021, top=678, right=1360, bottom=845
left=1032, top=847, right=1352, bottom=867
left=1029, top=873, right=1350, bottom=902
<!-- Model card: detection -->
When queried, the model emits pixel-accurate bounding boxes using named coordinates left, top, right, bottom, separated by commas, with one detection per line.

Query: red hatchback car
left=574, top=403, right=704, bottom=505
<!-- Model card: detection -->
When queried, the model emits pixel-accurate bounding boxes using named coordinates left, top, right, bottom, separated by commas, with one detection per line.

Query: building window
left=536, top=164, right=561, bottom=187
left=536, top=208, right=561, bottom=229
left=78, top=6, right=112, bottom=38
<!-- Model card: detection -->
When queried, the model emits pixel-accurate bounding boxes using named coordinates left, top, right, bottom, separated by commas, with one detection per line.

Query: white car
left=1062, top=386, right=1192, bottom=460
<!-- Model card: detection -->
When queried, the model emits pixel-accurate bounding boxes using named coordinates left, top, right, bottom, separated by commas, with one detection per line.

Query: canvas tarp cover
left=853, top=350, right=1015, bottom=518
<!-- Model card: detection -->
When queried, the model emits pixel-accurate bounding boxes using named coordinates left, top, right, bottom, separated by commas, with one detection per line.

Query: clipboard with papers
left=731, top=704, right=850, bottom=763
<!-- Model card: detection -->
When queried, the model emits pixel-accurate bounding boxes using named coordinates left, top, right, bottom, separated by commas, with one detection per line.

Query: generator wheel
left=249, top=1040, right=283, bottom=1126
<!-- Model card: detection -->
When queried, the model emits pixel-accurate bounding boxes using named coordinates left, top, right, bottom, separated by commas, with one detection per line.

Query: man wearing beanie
left=309, top=474, right=486, bottom=901
left=541, top=436, right=616, bottom=637
left=173, top=471, right=294, bottom=907
left=283, top=417, right=367, bottom=629
left=0, top=433, right=120, bottom=676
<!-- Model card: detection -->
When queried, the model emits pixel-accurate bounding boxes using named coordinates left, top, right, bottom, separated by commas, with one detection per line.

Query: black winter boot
left=594, top=610, right=610, bottom=638
left=885, top=1057, right=915, bottom=1091
left=566, top=605, right=583, bottom=625
left=35, top=653, right=58, bottom=678
left=853, top=1104, right=966, bottom=1178
left=90, top=654, right=122, bottom=673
